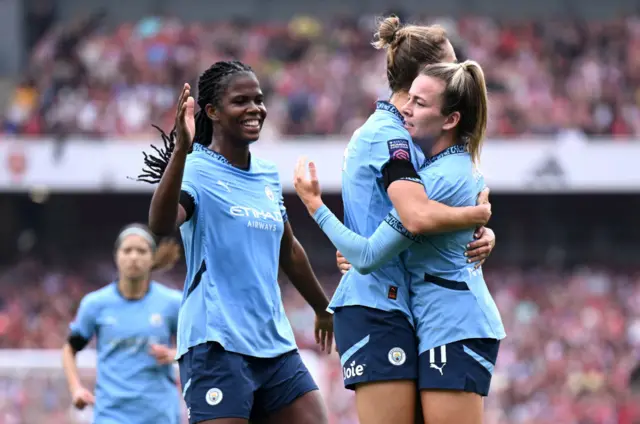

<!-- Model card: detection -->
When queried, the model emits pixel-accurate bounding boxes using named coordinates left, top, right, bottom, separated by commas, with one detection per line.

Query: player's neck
left=430, top=134, right=456, bottom=157
left=389, top=91, right=409, bottom=112
left=208, top=141, right=250, bottom=170
left=117, top=278, right=150, bottom=300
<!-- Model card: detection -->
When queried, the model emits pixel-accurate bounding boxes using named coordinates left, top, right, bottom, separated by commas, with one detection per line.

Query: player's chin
left=404, top=124, right=417, bottom=138
left=124, top=268, right=146, bottom=280
left=239, top=127, right=262, bottom=144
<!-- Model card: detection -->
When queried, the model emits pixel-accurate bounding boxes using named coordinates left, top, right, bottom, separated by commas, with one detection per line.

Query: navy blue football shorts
left=333, top=305, right=419, bottom=390
left=178, top=342, right=318, bottom=423
left=418, top=338, right=500, bottom=396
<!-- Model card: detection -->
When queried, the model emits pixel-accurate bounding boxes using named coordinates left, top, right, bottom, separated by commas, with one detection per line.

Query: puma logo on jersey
left=217, top=180, right=231, bottom=192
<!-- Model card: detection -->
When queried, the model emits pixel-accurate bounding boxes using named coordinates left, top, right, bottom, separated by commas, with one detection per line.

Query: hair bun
left=373, top=16, right=402, bottom=49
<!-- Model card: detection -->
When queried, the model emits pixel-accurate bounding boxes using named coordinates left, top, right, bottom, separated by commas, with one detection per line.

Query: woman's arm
left=62, top=343, right=92, bottom=404
left=294, top=159, right=415, bottom=274
left=279, top=222, right=333, bottom=352
left=314, top=205, right=413, bottom=274
left=279, top=222, right=330, bottom=313
left=387, top=179, right=490, bottom=234
left=382, top=157, right=490, bottom=234
left=63, top=297, right=97, bottom=409
left=148, top=146, right=190, bottom=236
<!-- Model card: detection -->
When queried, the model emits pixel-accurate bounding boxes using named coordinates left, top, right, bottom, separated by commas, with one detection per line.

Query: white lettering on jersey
left=230, top=206, right=283, bottom=222
left=247, top=221, right=277, bottom=232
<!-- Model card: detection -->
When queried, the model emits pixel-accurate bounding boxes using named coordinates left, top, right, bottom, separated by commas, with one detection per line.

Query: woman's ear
left=442, top=110, right=461, bottom=131
left=205, top=104, right=218, bottom=123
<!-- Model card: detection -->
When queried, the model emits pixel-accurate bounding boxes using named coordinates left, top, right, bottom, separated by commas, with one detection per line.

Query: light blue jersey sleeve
left=69, top=295, right=98, bottom=340
left=313, top=205, right=414, bottom=274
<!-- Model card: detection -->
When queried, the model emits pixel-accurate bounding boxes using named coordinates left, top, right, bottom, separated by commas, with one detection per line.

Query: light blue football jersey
left=69, top=282, right=182, bottom=424
left=328, top=101, right=425, bottom=324
left=177, top=143, right=296, bottom=359
left=392, top=145, right=506, bottom=353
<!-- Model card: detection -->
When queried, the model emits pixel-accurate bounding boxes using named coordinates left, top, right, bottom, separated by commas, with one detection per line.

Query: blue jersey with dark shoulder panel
left=69, top=282, right=182, bottom=424
left=328, top=101, right=425, bottom=323
left=177, top=143, right=296, bottom=359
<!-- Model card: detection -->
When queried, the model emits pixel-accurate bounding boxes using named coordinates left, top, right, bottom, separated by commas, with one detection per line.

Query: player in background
left=314, top=16, right=496, bottom=424
left=295, top=61, right=505, bottom=424
left=62, top=224, right=183, bottom=424
left=137, top=61, right=330, bottom=424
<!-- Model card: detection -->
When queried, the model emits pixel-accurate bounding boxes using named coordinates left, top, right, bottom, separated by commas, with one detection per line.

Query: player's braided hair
left=136, top=60, right=254, bottom=184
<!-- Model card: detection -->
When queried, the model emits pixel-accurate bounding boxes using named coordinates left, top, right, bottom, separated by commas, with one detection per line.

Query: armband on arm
left=179, top=190, right=196, bottom=221
left=67, top=333, right=90, bottom=353
left=382, top=160, right=422, bottom=190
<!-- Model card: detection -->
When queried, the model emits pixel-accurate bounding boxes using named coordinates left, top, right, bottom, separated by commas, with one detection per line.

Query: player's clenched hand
left=477, top=187, right=490, bottom=205
left=149, top=343, right=176, bottom=365
left=315, top=310, right=334, bottom=354
left=175, top=83, right=195, bottom=151
left=294, top=157, right=323, bottom=215
left=466, top=226, right=496, bottom=269
left=467, top=188, right=495, bottom=268
left=474, top=203, right=491, bottom=226
left=473, top=187, right=492, bottom=226
left=71, top=386, right=95, bottom=410
left=336, top=251, right=351, bottom=274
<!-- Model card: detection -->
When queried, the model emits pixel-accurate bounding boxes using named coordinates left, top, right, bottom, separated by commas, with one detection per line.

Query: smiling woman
left=134, top=61, right=332, bottom=424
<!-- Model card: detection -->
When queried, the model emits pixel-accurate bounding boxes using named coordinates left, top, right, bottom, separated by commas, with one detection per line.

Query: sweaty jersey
left=177, top=143, right=296, bottom=359
left=69, top=282, right=182, bottom=424
left=315, top=145, right=505, bottom=354
left=329, top=101, right=425, bottom=323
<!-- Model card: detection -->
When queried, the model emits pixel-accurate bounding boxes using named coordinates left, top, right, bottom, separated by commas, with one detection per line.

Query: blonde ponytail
left=461, top=61, right=488, bottom=164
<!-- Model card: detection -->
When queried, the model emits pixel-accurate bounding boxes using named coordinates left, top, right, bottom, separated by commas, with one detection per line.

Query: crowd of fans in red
left=4, top=14, right=640, bottom=139
left=1, top=258, right=639, bottom=423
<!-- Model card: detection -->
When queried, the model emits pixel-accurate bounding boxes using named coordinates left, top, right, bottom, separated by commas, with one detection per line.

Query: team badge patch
left=264, top=185, right=275, bottom=202
left=388, top=347, right=407, bottom=366
left=205, top=388, right=223, bottom=406
left=387, top=139, right=411, bottom=161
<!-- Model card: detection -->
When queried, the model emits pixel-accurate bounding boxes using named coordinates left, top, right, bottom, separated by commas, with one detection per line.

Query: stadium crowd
left=3, top=14, right=640, bottom=139
left=0, top=258, right=639, bottom=423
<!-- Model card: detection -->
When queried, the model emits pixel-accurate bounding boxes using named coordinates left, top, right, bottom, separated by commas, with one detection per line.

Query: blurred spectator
left=5, top=14, right=640, bottom=140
